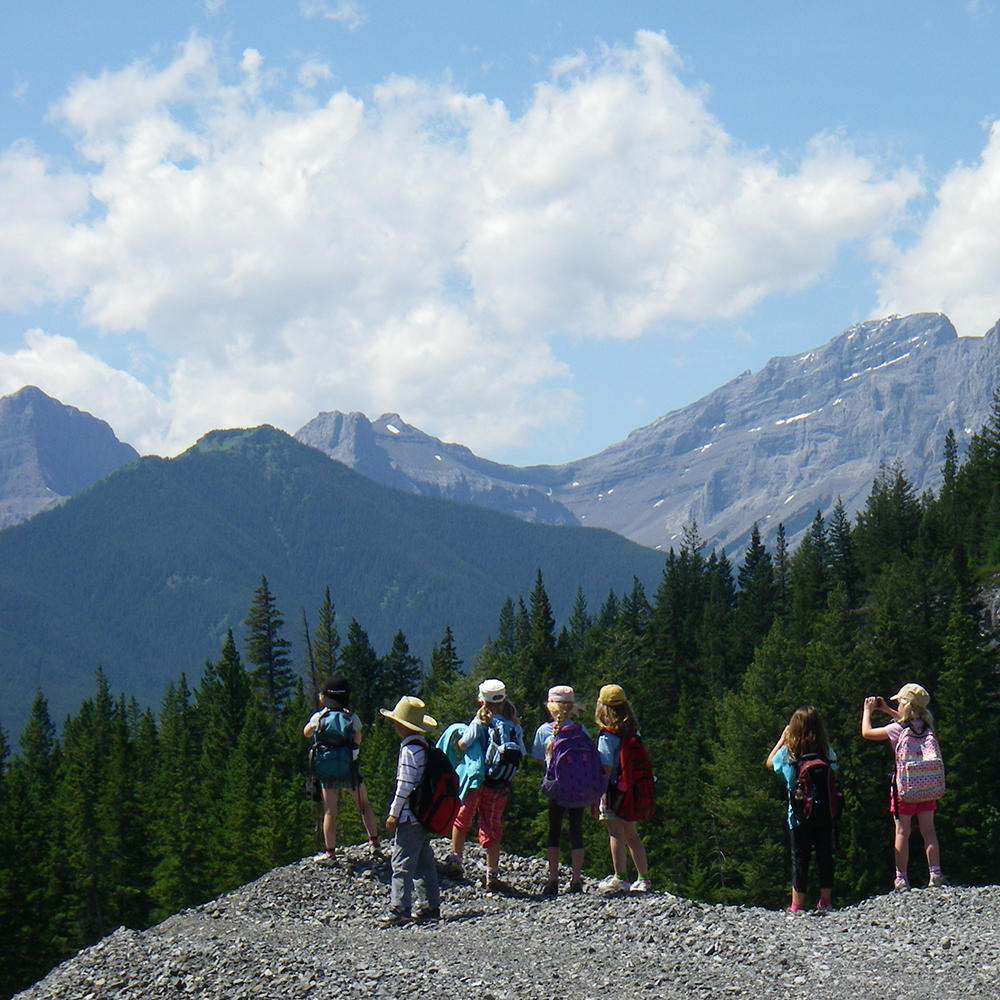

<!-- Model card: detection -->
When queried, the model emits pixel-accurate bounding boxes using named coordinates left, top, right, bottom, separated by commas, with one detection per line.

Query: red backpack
left=409, top=742, right=461, bottom=834
left=603, top=729, right=656, bottom=821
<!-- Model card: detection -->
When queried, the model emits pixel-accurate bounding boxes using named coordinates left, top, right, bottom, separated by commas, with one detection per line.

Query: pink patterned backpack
left=893, top=722, right=946, bottom=804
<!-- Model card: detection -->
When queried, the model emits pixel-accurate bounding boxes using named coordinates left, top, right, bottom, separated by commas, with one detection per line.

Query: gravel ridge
left=14, top=841, right=1000, bottom=1000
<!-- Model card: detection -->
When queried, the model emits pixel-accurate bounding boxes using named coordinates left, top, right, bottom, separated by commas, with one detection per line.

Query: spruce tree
left=243, top=575, right=294, bottom=725
left=340, top=618, right=383, bottom=726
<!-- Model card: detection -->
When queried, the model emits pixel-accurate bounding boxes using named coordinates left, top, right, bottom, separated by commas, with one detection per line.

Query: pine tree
left=734, top=523, right=776, bottom=672
left=243, top=575, right=294, bottom=725
left=0, top=694, right=63, bottom=996
left=340, top=618, right=383, bottom=726
left=381, top=630, right=423, bottom=704
left=312, top=586, right=341, bottom=684
left=935, top=585, right=1000, bottom=884
left=151, top=675, right=210, bottom=917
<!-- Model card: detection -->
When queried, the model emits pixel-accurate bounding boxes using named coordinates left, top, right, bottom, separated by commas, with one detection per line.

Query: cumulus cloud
left=876, top=120, right=1000, bottom=337
left=299, top=1, right=364, bottom=30
left=0, top=31, right=930, bottom=455
left=0, top=330, right=171, bottom=450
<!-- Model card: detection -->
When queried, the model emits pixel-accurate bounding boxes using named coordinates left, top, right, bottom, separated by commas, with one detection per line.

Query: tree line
left=4, top=395, right=1000, bottom=998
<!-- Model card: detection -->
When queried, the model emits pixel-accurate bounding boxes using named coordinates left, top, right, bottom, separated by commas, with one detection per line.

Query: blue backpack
left=540, top=723, right=604, bottom=807
left=312, top=709, right=354, bottom=780
left=483, top=715, right=523, bottom=788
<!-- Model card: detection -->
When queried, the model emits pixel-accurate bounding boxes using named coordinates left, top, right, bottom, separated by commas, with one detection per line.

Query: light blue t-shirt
left=462, top=715, right=526, bottom=756
left=531, top=720, right=590, bottom=761
left=597, top=729, right=622, bottom=784
left=772, top=744, right=838, bottom=829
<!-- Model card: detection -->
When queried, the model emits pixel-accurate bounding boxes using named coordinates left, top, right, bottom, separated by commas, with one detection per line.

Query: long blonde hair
left=594, top=699, right=638, bottom=735
left=544, top=699, right=579, bottom=759
left=477, top=697, right=520, bottom=726
left=899, top=700, right=935, bottom=728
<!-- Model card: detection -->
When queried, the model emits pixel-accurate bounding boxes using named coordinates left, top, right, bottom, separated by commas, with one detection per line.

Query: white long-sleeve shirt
left=389, top=733, right=428, bottom=822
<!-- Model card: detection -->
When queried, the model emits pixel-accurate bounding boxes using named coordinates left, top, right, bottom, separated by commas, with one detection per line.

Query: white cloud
left=877, top=120, right=1000, bottom=336
left=0, top=31, right=931, bottom=456
left=299, top=1, right=365, bottom=30
left=0, top=330, right=171, bottom=450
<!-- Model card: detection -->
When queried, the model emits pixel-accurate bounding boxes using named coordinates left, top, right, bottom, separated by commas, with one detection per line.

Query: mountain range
left=297, top=312, right=1000, bottom=554
left=0, top=425, right=664, bottom=738
left=3, top=310, right=1000, bottom=735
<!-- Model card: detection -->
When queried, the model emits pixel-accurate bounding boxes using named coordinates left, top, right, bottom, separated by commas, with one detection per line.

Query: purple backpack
left=540, top=722, right=604, bottom=808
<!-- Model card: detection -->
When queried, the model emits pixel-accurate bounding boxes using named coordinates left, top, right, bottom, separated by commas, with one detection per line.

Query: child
left=531, top=685, right=599, bottom=896
left=594, top=684, right=650, bottom=893
left=861, top=683, right=946, bottom=889
left=442, top=678, right=525, bottom=890
left=766, top=706, right=838, bottom=912
left=302, top=676, right=382, bottom=863
left=378, top=695, right=442, bottom=925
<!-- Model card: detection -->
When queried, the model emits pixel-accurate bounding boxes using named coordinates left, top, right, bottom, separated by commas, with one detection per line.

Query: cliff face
left=0, top=386, right=138, bottom=529
left=14, top=842, right=999, bottom=999
left=298, top=314, right=1000, bottom=554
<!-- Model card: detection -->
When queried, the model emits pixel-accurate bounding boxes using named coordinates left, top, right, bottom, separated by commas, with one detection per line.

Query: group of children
left=304, top=676, right=651, bottom=925
left=304, top=674, right=947, bottom=924
left=767, top=681, right=946, bottom=913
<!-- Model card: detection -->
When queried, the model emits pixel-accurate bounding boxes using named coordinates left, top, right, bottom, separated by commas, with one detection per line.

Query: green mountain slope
left=0, top=425, right=665, bottom=734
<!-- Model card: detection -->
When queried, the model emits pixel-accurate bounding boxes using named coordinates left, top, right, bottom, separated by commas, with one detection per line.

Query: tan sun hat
left=598, top=684, right=627, bottom=706
left=890, top=683, right=930, bottom=709
left=379, top=696, right=437, bottom=732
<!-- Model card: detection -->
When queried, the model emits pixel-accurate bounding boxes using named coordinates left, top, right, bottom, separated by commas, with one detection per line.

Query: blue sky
left=2, top=2, right=999, bottom=465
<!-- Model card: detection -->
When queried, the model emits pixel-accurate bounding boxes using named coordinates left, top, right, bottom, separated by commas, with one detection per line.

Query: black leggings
left=546, top=802, right=584, bottom=850
left=790, top=823, right=834, bottom=892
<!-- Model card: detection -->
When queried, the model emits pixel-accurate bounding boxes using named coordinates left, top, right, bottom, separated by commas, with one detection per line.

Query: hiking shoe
left=413, top=906, right=440, bottom=924
left=379, top=908, right=411, bottom=927
left=484, top=872, right=508, bottom=893
left=541, top=879, right=559, bottom=897
left=815, top=899, right=833, bottom=912
left=893, top=875, right=910, bottom=891
left=929, top=872, right=948, bottom=887
left=567, top=880, right=584, bottom=894
left=439, top=854, right=464, bottom=879
left=598, top=873, right=627, bottom=893
left=629, top=877, right=651, bottom=893
left=311, top=849, right=336, bottom=864
left=368, top=840, right=385, bottom=862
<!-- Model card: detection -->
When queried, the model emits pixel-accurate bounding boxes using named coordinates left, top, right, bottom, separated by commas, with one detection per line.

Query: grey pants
left=390, top=820, right=440, bottom=914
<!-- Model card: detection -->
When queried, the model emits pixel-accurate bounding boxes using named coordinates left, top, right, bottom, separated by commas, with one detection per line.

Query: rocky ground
left=15, top=840, right=1000, bottom=1000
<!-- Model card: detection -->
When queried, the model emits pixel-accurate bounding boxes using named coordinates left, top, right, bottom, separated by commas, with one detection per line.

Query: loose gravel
left=14, top=841, right=1000, bottom=999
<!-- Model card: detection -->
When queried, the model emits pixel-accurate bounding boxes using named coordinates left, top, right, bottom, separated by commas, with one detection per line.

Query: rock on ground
left=14, top=841, right=1000, bottom=1000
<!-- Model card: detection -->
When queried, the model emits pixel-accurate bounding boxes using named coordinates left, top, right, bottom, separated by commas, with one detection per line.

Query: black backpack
left=791, top=754, right=843, bottom=828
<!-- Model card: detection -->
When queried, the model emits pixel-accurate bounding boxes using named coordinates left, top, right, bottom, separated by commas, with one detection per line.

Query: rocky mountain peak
left=0, top=386, right=139, bottom=529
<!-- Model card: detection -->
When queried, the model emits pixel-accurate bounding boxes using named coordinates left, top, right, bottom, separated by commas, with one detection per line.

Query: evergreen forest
left=4, top=398, right=1000, bottom=999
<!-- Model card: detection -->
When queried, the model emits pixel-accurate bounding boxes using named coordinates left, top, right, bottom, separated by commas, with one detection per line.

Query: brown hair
left=594, top=699, right=637, bottom=735
left=785, top=706, right=829, bottom=760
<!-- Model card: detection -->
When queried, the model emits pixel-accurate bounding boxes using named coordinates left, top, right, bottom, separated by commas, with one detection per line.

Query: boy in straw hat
left=379, top=696, right=441, bottom=925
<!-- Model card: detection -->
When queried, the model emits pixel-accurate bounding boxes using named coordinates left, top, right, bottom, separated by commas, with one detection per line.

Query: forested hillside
left=3, top=397, right=1000, bottom=999
left=0, top=424, right=664, bottom=738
